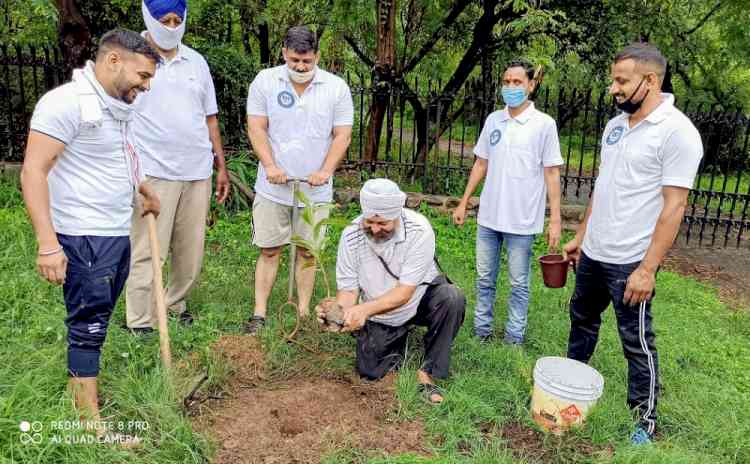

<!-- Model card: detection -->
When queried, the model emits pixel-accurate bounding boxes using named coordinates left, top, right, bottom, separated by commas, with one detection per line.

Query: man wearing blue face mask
left=125, top=0, right=230, bottom=333
left=244, top=26, right=353, bottom=334
left=453, top=59, right=563, bottom=346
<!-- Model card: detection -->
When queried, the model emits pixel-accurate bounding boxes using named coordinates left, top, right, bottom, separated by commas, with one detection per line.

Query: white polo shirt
left=473, top=102, right=563, bottom=234
left=583, top=94, right=703, bottom=264
left=336, top=209, right=440, bottom=327
left=246, top=65, right=353, bottom=206
left=30, top=83, right=135, bottom=236
left=133, top=43, right=218, bottom=181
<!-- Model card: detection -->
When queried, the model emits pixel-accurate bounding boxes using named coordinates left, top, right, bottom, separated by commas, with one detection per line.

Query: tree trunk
left=411, top=0, right=502, bottom=171
left=363, top=0, right=397, bottom=166
left=54, top=0, right=93, bottom=75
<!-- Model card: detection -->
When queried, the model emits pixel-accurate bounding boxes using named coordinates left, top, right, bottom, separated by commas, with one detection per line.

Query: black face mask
left=615, top=76, right=649, bottom=114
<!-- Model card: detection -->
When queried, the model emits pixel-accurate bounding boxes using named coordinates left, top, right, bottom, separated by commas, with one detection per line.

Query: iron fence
left=2, top=44, right=748, bottom=247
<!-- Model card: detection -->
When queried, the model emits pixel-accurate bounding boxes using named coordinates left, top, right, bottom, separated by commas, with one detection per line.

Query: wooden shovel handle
left=146, top=213, right=172, bottom=370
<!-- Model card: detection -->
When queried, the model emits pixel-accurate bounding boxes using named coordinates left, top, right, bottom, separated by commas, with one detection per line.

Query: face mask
left=288, top=66, right=316, bottom=84
left=142, top=1, right=186, bottom=51
left=501, top=86, right=528, bottom=108
left=615, top=76, right=649, bottom=114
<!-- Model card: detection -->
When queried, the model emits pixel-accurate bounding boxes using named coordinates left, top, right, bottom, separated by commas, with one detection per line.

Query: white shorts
left=251, top=194, right=330, bottom=248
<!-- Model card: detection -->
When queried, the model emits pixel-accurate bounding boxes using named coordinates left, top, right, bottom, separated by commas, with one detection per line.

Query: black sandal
left=418, top=383, right=444, bottom=404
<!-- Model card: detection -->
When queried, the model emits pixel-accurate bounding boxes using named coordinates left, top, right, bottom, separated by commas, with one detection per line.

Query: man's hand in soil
left=341, top=305, right=368, bottom=332
left=37, top=247, right=68, bottom=285
left=623, top=266, right=656, bottom=306
left=315, top=298, right=341, bottom=331
left=138, top=183, right=161, bottom=217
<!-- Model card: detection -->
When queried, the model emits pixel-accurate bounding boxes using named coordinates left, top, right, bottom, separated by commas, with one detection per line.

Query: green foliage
left=0, top=0, right=58, bottom=46
left=3, top=0, right=750, bottom=109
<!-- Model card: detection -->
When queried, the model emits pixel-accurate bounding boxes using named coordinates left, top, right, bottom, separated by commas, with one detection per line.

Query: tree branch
left=685, top=1, right=722, bottom=35
left=401, top=0, right=472, bottom=74
left=343, top=35, right=374, bottom=68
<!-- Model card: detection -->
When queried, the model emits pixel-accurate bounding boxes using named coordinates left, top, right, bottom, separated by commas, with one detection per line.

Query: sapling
left=288, top=190, right=345, bottom=334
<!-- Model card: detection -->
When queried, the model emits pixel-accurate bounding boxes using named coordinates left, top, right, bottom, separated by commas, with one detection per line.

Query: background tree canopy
left=1, top=0, right=748, bottom=111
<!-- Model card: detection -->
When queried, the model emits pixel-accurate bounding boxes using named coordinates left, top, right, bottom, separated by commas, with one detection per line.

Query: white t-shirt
left=473, top=102, right=563, bottom=234
left=246, top=65, right=354, bottom=206
left=583, top=94, right=703, bottom=264
left=30, top=83, right=136, bottom=236
left=133, top=43, right=218, bottom=181
left=336, top=209, right=440, bottom=327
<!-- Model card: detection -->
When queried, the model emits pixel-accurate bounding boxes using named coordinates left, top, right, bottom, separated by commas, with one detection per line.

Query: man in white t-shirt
left=125, top=0, right=230, bottom=333
left=244, top=26, right=353, bottom=334
left=453, top=59, right=563, bottom=345
left=562, top=43, right=703, bottom=445
left=21, top=29, right=160, bottom=434
left=316, top=179, right=465, bottom=403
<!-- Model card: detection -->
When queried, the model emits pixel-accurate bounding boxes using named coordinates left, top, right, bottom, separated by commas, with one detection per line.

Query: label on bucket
left=531, top=387, right=594, bottom=435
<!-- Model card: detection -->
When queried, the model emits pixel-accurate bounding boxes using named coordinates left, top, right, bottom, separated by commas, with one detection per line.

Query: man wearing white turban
left=317, top=179, right=465, bottom=403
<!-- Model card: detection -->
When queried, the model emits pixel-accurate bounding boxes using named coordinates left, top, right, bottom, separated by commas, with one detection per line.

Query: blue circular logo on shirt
left=606, top=126, right=624, bottom=145
left=489, top=129, right=502, bottom=146
left=277, top=90, right=295, bottom=109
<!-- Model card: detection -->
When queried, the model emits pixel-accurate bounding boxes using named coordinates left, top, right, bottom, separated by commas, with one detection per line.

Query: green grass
left=1, top=177, right=749, bottom=463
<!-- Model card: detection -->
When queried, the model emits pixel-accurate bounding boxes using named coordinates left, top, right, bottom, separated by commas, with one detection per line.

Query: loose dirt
left=476, top=421, right=614, bottom=463
left=664, top=237, right=750, bottom=311
left=192, top=335, right=428, bottom=464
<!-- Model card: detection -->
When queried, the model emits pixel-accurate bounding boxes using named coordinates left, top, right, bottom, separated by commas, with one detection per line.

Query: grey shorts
left=251, top=194, right=330, bottom=249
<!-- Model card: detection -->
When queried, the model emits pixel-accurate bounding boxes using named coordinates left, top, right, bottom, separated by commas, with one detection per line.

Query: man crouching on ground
left=316, top=179, right=465, bottom=403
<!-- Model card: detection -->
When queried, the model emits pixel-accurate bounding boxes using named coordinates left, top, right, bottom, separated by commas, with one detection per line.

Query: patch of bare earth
left=192, top=335, right=428, bottom=463
left=664, top=236, right=750, bottom=311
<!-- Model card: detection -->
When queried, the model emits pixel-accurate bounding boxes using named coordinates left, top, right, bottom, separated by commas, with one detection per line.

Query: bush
left=188, top=39, right=258, bottom=148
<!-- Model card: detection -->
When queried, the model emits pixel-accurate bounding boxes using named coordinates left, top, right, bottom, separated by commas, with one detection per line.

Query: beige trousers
left=125, top=176, right=211, bottom=328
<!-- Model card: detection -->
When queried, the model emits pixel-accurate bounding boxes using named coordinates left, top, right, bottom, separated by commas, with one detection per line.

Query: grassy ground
left=1, top=176, right=749, bottom=463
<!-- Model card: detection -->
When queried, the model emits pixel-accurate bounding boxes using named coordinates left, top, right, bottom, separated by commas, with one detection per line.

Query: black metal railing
left=0, top=44, right=66, bottom=162
left=2, top=44, right=748, bottom=247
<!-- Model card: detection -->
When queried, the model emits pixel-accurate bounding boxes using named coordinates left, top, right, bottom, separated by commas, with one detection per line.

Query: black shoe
left=121, top=323, right=155, bottom=336
left=243, top=316, right=266, bottom=335
left=476, top=334, right=493, bottom=344
left=177, top=310, right=194, bottom=325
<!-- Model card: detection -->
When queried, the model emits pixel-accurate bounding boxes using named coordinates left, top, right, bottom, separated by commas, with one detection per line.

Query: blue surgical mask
left=501, top=86, right=528, bottom=108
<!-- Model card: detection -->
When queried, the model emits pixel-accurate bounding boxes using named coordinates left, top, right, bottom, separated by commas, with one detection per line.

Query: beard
left=114, top=73, right=142, bottom=104
left=363, top=225, right=395, bottom=243
left=120, top=87, right=139, bottom=104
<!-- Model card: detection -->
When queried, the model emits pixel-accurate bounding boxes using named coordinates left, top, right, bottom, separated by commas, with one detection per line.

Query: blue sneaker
left=630, top=426, right=654, bottom=445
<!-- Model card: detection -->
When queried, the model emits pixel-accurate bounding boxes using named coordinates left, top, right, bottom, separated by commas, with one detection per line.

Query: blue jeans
left=474, top=225, right=534, bottom=342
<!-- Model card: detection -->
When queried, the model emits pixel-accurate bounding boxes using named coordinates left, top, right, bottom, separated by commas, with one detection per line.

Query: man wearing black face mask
left=562, top=43, right=703, bottom=445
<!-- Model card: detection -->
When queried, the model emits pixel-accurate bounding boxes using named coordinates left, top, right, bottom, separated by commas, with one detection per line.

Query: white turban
left=359, top=178, right=406, bottom=220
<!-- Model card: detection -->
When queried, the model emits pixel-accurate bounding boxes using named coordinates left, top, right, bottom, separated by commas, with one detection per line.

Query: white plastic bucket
left=531, top=356, right=604, bottom=434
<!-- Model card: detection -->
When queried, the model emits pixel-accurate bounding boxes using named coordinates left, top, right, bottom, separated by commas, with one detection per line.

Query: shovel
left=281, top=176, right=309, bottom=340
left=146, top=212, right=172, bottom=370
left=286, top=176, right=310, bottom=306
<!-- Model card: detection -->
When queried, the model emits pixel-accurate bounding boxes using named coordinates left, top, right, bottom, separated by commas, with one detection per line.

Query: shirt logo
left=606, top=126, right=624, bottom=145
left=277, top=90, right=295, bottom=109
left=489, top=129, right=502, bottom=146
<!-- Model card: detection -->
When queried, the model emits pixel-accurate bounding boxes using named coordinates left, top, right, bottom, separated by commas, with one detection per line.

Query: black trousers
left=356, top=276, right=466, bottom=381
left=567, top=252, right=659, bottom=434
left=59, top=234, right=131, bottom=377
